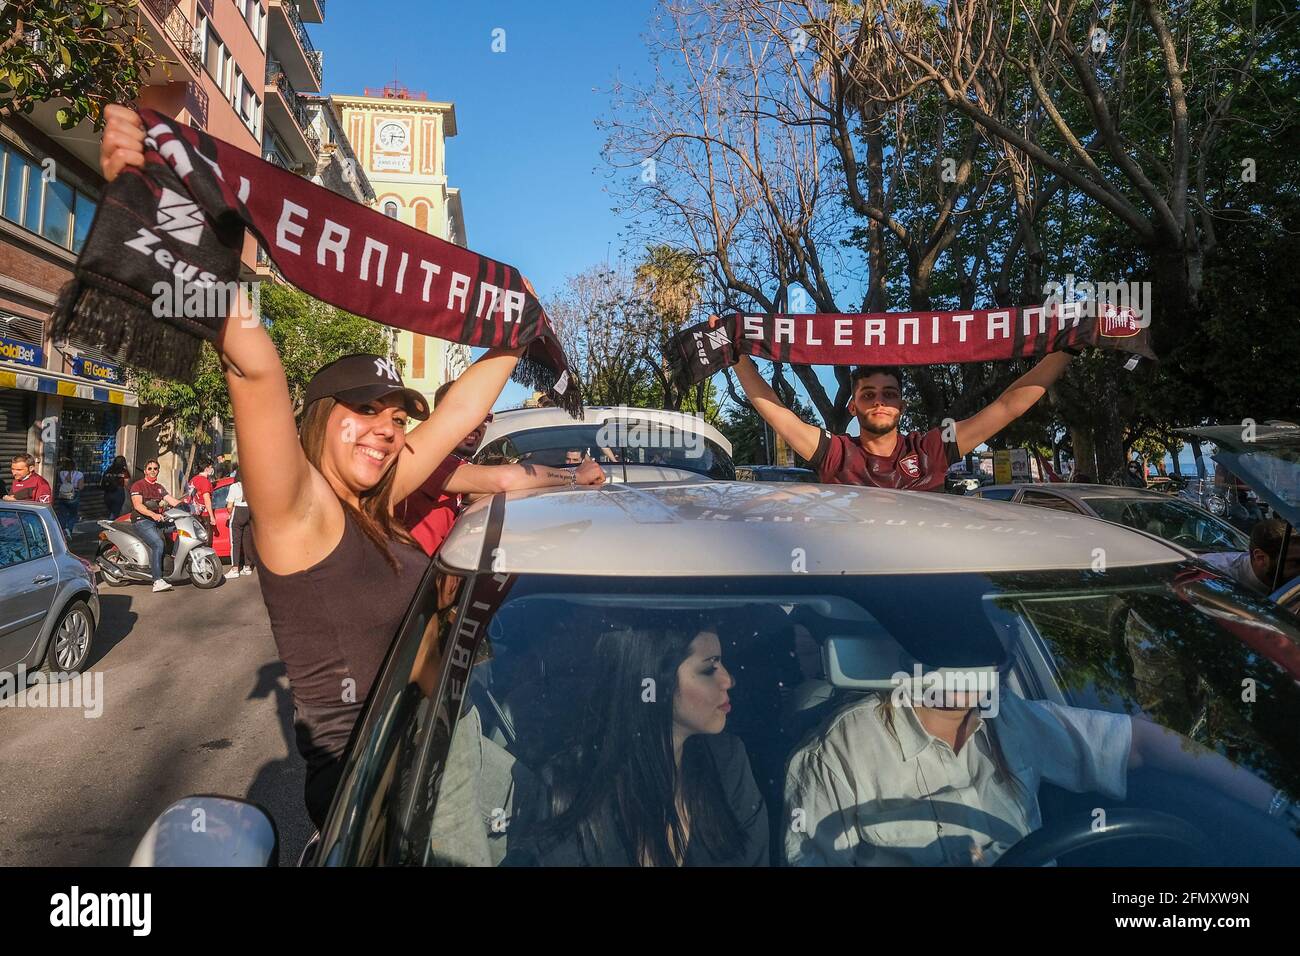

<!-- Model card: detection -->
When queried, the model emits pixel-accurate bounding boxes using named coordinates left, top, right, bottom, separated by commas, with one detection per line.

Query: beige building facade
left=332, top=85, right=472, bottom=408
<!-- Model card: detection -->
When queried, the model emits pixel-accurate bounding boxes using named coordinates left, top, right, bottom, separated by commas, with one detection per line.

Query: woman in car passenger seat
left=99, top=106, right=530, bottom=830
left=507, top=612, right=769, bottom=866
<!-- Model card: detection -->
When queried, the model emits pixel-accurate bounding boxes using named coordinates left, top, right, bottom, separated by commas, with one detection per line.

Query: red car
left=208, top=476, right=236, bottom=561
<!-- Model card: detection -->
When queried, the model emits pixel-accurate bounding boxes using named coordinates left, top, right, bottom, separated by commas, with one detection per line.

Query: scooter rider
left=131, top=459, right=184, bottom=592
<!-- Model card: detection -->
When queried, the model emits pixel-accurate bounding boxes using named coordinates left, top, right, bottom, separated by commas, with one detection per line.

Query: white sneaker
left=225, top=569, right=241, bottom=580
left=239, top=567, right=252, bottom=576
left=152, top=579, right=173, bottom=592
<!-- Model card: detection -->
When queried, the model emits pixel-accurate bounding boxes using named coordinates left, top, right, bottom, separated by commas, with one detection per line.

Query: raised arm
left=102, top=107, right=324, bottom=552
left=390, top=346, right=524, bottom=502
left=953, top=352, right=1071, bottom=456
left=731, top=355, right=822, bottom=462
left=444, top=456, right=605, bottom=496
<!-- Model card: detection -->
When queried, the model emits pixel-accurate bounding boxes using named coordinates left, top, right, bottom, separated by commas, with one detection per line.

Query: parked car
left=473, top=406, right=735, bottom=482
left=736, top=465, right=815, bottom=482
left=1176, top=422, right=1300, bottom=612
left=133, top=482, right=1300, bottom=867
left=0, top=501, right=99, bottom=677
left=973, top=483, right=1249, bottom=554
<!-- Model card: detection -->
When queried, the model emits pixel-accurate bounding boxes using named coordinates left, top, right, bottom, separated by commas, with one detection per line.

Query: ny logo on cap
left=156, top=187, right=204, bottom=245
left=374, top=357, right=400, bottom=382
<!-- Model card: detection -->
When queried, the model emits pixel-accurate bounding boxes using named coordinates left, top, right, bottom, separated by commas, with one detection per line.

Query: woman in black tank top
left=101, top=110, right=533, bottom=828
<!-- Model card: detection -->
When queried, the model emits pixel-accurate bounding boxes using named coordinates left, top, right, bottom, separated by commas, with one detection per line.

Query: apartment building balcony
left=297, top=0, right=325, bottom=25
left=138, top=0, right=203, bottom=87
left=268, top=0, right=323, bottom=93
left=264, top=65, right=321, bottom=168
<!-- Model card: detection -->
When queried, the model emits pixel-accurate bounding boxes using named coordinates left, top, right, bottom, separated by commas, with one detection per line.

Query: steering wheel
left=1168, top=532, right=1202, bottom=548
left=993, top=809, right=1215, bottom=867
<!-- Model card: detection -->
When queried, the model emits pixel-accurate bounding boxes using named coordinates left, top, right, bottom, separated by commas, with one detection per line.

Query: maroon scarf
left=53, top=109, right=579, bottom=413
left=668, top=304, right=1156, bottom=389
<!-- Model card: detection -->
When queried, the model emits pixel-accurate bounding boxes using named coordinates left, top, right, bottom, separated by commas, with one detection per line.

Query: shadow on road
left=85, top=592, right=139, bottom=667
left=243, top=660, right=312, bottom=865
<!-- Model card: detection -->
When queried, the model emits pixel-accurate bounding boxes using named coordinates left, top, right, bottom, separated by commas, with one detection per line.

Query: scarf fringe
left=514, top=353, right=583, bottom=417
left=52, top=279, right=206, bottom=381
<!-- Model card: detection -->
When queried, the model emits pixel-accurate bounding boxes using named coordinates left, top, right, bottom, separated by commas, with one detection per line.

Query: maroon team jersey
left=810, top=427, right=959, bottom=492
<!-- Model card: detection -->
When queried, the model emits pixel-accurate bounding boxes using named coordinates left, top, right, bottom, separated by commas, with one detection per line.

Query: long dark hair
left=534, top=612, right=747, bottom=866
left=298, top=395, right=415, bottom=569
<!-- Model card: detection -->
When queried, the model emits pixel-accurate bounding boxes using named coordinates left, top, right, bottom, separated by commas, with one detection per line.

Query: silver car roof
left=481, top=406, right=733, bottom=456
left=439, top=480, right=1186, bottom=576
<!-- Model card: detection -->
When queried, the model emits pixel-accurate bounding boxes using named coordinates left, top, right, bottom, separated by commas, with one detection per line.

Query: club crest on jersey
left=899, top=455, right=921, bottom=478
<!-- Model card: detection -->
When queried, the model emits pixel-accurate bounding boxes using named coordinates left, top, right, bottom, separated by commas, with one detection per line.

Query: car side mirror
left=130, top=796, right=278, bottom=867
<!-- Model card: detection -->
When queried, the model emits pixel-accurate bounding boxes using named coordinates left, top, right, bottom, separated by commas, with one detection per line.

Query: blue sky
left=314, top=2, right=657, bottom=406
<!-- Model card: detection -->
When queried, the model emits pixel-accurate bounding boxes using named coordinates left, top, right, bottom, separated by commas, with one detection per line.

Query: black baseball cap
left=303, top=354, right=430, bottom=420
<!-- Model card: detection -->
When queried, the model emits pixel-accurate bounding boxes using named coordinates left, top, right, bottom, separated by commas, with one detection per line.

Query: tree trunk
left=1070, top=427, right=1097, bottom=481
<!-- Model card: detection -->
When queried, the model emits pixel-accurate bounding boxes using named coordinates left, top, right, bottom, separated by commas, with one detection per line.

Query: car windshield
left=345, top=564, right=1300, bottom=867
left=479, top=423, right=735, bottom=479
left=1082, top=497, right=1248, bottom=553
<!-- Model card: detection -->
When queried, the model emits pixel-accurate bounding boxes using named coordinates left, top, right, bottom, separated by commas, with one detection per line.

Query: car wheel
left=42, top=599, right=94, bottom=674
left=189, top=552, right=222, bottom=589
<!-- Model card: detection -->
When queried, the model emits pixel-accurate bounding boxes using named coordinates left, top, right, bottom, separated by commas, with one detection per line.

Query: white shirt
left=1200, top=550, right=1268, bottom=595
left=784, top=692, right=1132, bottom=866
left=57, top=470, right=84, bottom=500
left=226, top=480, right=247, bottom=510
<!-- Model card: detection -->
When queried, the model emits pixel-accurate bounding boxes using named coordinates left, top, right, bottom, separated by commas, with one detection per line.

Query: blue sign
left=71, top=356, right=122, bottom=385
left=0, top=335, right=44, bottom=368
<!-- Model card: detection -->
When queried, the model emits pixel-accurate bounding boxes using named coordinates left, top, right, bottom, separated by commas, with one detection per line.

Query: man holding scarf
left=723, top=333, right=1071, bottom=492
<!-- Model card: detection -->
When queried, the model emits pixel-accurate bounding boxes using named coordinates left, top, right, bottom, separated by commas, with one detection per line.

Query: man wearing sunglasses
left=399, top=382, right=606, bottom=557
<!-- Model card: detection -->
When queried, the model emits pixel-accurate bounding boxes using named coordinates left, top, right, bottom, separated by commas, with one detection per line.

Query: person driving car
left=784, top=661, right=1297, bottom=866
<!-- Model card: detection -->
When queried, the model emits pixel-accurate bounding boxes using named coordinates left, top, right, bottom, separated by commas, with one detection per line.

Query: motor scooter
left=95, top=507, right=223, bottom=589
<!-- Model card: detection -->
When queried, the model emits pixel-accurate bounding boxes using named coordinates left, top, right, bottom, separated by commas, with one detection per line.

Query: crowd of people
left=84, top=105, right=1299, bottom=857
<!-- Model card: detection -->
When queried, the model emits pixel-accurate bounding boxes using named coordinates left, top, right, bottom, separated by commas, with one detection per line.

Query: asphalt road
left=0, top=568, right=314, bottom=867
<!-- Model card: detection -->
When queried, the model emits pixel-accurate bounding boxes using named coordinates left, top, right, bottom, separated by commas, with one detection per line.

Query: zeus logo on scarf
left=155, top=187, right=204, bottom=245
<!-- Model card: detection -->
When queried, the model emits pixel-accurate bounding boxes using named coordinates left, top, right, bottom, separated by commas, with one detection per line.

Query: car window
left=1019, top=490, right=1079, bottom=512
left=19, top=512, right=51, bottom=558
left=478, top=424, right=736, bottom=480
left=1082, top=497, right=1248, bottom=552
left=977, top=488, right=1017, bottom=501
left=0, top=510, right=31, bottom=567
left=341, top=566, right=1300, bottom=867
left=210, top=484, right=231, bottom=511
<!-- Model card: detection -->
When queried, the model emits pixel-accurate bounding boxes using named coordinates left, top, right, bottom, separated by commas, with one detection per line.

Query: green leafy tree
left=0, top=1, right=158, bottom=129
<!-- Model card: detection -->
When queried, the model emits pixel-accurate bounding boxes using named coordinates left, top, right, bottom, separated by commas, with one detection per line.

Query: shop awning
left=0, top=365, right=137, bottom=407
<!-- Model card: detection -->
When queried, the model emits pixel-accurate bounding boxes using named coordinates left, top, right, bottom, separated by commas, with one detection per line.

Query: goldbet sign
left=0, top=335, right=43, bottom=368
left=71, top=356, right=122, bottom=384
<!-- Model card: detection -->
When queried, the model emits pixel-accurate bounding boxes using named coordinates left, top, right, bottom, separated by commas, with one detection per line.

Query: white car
left=473, top=406, right=735, bottom=482
left=135, top=482, right=1300, bottom=867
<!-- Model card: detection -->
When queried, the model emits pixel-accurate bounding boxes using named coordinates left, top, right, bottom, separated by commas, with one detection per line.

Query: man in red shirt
left=185, top=457, right=216, bottom=539
left=4, top=453, right=52, bottom=503
left=726, top=349, right=1072, bottom=491
left=399, top=383, right=607, bottom=556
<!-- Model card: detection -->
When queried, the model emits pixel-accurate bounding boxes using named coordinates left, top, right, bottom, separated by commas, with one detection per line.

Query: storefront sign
left=0, top=335, right=44, bottom=368
left=71, top=356, right=123, bottom=384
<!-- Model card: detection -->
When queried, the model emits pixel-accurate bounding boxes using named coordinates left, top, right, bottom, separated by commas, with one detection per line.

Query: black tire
left=41, top=599, right=95, bottom=675
left=95, top=544, right=129, bottom=587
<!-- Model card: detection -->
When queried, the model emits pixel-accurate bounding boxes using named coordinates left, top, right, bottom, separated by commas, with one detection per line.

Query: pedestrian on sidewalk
left=224, top=471, right=256, bottom=579
left=54, top=457, right=85, bottom=535
left=101, top=456, right=131, bottom=517
left=5, top=454, right=52, bottom=504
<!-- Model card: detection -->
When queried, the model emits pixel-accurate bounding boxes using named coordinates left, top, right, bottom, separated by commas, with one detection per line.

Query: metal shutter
left=0, top=390, right=32, bottom=465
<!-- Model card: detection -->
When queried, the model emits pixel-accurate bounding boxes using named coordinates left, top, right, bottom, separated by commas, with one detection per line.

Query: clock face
left=377, top=121, right=408, bottom=151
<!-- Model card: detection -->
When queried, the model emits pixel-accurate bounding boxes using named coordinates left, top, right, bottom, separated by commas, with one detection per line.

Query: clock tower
left=332, top=83, right=472, bottom=408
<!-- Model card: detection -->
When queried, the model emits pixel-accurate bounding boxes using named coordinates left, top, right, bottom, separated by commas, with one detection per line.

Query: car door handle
left=32, top=574, right=53, bottom=584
